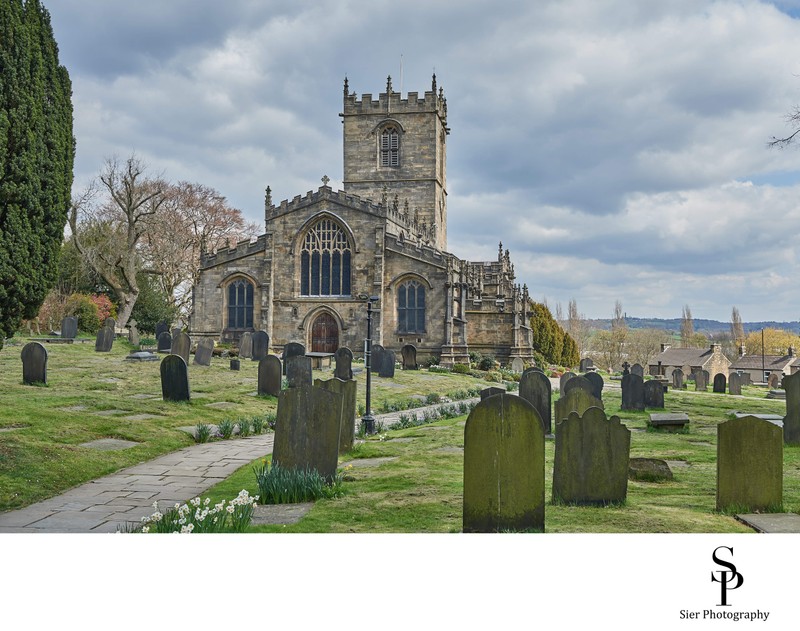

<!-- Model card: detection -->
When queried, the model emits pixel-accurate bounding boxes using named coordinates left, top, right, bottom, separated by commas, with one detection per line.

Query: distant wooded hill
left=585, top=317, right=800, bottom=336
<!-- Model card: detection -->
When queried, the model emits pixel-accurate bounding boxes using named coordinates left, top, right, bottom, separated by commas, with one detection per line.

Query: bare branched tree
left=680, top=304, right=694, bottom=347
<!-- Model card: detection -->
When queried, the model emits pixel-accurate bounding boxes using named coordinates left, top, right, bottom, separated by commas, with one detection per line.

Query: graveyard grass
left=2, top=337, right=800, bottom=532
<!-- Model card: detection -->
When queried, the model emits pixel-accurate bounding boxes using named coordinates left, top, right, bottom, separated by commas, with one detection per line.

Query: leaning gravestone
left=21, top=342, right=48, bottom=385
left=621, top=373, right=645, bottom=411
left=193, top=338, right=214, bottom=366
left=463, top=393, right=545, bottom=533
left=238, top=332, right=253, bottom=359
left=155, top=320, right=169, bottom=340
left=768, top=373, right=781, bottom=389
left=579, top=357, right=594, bottom=372
left=553, top=407, right=630, bottom=505
left=643, top=380, right=665, bottom=408
left=559, top=371, right=576, bottom=393
left=554, top=387, right=603, bottom=424
left=273, top=383, right=341, bottom=481
left=370, top=344, right=386, bottom=374
left=160, top=355, right=190, bottom=402
left=713, top=373, right=727, bottom=394
left=401, top=344, right=419, bottom=370
left=316, top=377, right=357, bottom=454
left=378, top=349, right=396, bottom=378
left=252, top=331, right=270, bottom=362
left=519, top=369, right=552, bottom=434
left=95, top=326, right=114, bottom=352
left=286, top=354, right=313, bottom=388
left=60, top=316, right=77, bottom=340
left=258, top=355, right=282, bottom=397
left=582, top=371, right=604, bottom=401
left=672, top=368, right=684, bottom=390
left=171, top=331, right=191, bottom=363
left=562, top=375, right=593, bottom=398
left=717, top=415, right=782, bottom=512
left=510, top=357, right=525, bottom=373
left=157, top=331, right=172, bottom=352
left=728, top=372, right=743, bottom=396
left=694, top=370, right=708, bottom=392
left=334, top=347, right=354, bottom=380
left=782, top=371, right=800, bottom=445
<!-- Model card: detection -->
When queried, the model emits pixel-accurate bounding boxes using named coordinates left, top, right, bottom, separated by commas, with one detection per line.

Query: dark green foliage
left=64, top=293, right=100, bottom=333
left=0, top=0, right=74, bottom=347
left=478, top=355, right=496, bottom=371
left=129, top=273, right=177, bottom=334
left=530, top=301, right=579, bottom=367
left=561, top=332, right=579, bottom=368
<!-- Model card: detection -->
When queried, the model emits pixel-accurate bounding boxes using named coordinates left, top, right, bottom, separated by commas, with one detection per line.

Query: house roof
left=650, top=347, right=715, bottom=367
left=729, top=354, right=800, bottom=371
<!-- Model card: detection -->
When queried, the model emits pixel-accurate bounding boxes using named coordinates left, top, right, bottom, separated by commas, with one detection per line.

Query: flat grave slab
left=250, top=502, right=313, bottom=526
left=79, top=438, right=140, bottom=451
left=124, top=352, right=158, bottom=362
left=91, top=409, right=130, bottom=417
left=128, top=394, right=161, bottom=400
left=342, top=457, right=397, bottom=468
left=767, top=389, right=786, bottom=400
left=734, top=413, right=784, bottom=428
left=204, top=402, right=238, bottom=410
left=122, top=414, right=161, bottom=421
left=736, top=513, right=800, bottom=533
left=648, top=412, right=690, bottom=432
left=59, top=405, right=88, bottom=412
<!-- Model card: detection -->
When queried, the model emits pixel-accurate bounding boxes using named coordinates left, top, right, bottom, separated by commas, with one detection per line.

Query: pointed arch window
left=227, top=279, right=254, bottom=329
left=397, top=279, right=425, bottom=334
left=380, top=126, right=399, bottom=167
left=300, top=218, right=352, bottom=296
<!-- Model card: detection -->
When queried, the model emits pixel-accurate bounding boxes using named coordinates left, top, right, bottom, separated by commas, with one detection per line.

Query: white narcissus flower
left=141, top=526, right=150, bottom=533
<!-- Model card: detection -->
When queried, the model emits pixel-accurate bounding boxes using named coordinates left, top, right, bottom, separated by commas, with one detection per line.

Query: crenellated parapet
left=200, top=234, right=267, bottom=269
left=342, top=74, right=448, bottom=129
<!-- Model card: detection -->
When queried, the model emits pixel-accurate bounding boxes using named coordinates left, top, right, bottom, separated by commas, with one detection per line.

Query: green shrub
left=451, top=363, right=471, bottom=374
left=478, top=355, right=496, bottom=371
left=485, top=370, right=503, bottom=383
left=65, top=293, right=101, bottom=333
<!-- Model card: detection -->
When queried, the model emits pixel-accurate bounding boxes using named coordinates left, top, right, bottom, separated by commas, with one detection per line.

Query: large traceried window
left=227, top=279, right=254, bottom=329
left=300, top=218, right=352, bottom=296
left=380, top=127, right=399, bottom=167
left=397, top=279, right=425, bottom=334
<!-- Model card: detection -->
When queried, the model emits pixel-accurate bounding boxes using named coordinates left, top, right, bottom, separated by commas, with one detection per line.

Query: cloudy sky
left=45, top=0, right=800, bottom=321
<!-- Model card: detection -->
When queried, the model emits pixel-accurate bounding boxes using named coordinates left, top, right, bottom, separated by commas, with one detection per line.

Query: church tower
left=341, top=74, right=449, bottom=251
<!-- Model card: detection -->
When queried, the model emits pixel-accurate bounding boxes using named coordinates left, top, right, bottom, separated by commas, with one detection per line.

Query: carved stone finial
left=264, top=186, right=272, bottom=208
left=498, top=242, right=503, bottom=260
left=432, top=73, right=437, bottom=93
left=386, top=75, right=392, bottom=93
left=392, top=194, right=399, bottom=213
left=343, top=76, right=349, bottom=95
left=380, top=185, right=388, bottom=207
left=403, top=198, right=409, bottom=213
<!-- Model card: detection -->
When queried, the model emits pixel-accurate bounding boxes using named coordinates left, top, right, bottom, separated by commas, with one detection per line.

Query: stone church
left=190, top=75, right=535, bottom=365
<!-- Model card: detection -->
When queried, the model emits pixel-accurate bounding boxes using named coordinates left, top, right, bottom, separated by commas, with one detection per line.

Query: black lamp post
left=360, top=294, right=379, bottom=435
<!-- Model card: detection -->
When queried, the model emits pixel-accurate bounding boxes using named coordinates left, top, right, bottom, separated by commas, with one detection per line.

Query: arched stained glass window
left=228, top=279, right=254, bottom=329
left=380, top=127, right=399, bottom=167
left=300, top=218, right=352, bottom=296
left=397, top=279, right=425, bottom=334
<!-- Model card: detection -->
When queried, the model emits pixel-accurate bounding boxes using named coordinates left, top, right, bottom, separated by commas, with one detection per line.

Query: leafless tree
left=680, top=304, right=694, bottom=347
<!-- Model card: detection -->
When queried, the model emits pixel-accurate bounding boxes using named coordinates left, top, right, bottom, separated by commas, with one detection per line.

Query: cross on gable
left=321, top=175, right=330, bottom=186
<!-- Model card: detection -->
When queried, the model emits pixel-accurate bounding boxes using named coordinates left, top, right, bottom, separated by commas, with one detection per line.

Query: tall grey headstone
left=316, top=377, right=357, bottom=454
left=60, top=316, right=77, bottom=340
left=554, top=387, right=604, bottom=424
left=713, top=373, right=726, bottom=394
left=563, top=375, right=593, bottom=398
left=104, top=317, right=116, bottom=331
left=519, top=369, right=552, bottom=434
left=728, top=371, right=742, bottom=396
left=286, top=354, right=313, bottom=388
left=631, top=363, right=644, bottom=378
left=171, top=327, right=182, bottom=340
left=155, top=320, right=169, bottom=340
left=378, top=349, right=396, bottom=378
left=160, top=355, right=190, bottom=402
left=157, top=331, right=172, bottom=352
left=334, top=347, right=354, bottom=380
left=582, top=371, right=604, bottom=400
left=193, top=338, right=214, bottom=366
left=258, top=355, right=282, bottom=397
left=239, top=332, right=253, bottom=359
left=370, top=344, right=386, bottom=374
left=171, top=331, right=191, bottom=363
left=559, top=371, right=576, bottom=393
left=694, top=369, right=708, bottom=392
left=621, top=373, right=645, bottom=411
left=252, top=331, right=270, bottom=362
left=128, top=320, right=140, bottom=347
left=643, top=380, right=665, bottom=408
left=401, top=344, right=418, bottom=370
left=672, top=368, right=684, bottom=390
left=95, top=326, right=114, bottom=352
left=510, top=357, right=525, bottom=373
left=782, top=371, right=800, bottom=445
left=21, top=342, right=48, bottom=385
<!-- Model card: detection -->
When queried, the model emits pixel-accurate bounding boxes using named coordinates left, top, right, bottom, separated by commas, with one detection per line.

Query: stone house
left=189, top=76, right=534, bottom=365
left=728, top=347, right=800, bottom=384
left=648, top=343, right=731, bottom=381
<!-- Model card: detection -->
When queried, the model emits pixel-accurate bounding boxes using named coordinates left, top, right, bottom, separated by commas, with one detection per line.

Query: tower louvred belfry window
left=300, top=218, right=352, bottom=296
left=381, top=127, right=399, bottom=166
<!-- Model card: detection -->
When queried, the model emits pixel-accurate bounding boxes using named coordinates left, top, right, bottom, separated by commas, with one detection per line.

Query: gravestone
left=621, top=373, right=645, bottom=411
left=286, top=354, right=313, bottom=388
left=717, top=415, right=782, bottom=512
left=171, top=327, right=182, bottom=340
left=510, top=357, right=525, bottom=373
left=401, top=344, right=419, bottom=370
left=648, top=412, right=690, bottom=432
left=582, top=371, right=604, bottom=400
left=739, top=371, right=751, bottom=386
left=694, top=370, right=708, bottom=392
left=782, top=371, right=800, bottom=445
left=713, top=373, right=727, bottom=394
left=155, top=320, right=169, bottom=340
left=230, top=359, right=240, bottom=371
left=258, top=355, right=283, bottom=397
left=104, top=317, right=116, bottom=331
left=672, top=368, right=684, bottom=390
left=552, top=407, right=630, bottom=505
left=554, top=387, right=603, bottom=424
left=728, top=372, right=742, bottom=396
left=171, top=331, right=191, bottom=363
left=563, top=375, right=594, bottom=401
left=522, top=366, right=544, bottom=378
left=273, top=383, right=341, bottom=481
left=480, top=386, right=506, bottom=400
left=60, top=316, right=77, bottom=340
left=128, top=319, right=140, bottom=347
left=21, top=342, right=47, bottom=385
left=579, top=358, right=594, bottom=372
left=95, top=326, right=114, bottom=352
left=378, top=349, right=396, bottom=378
left=631, top=363, right=644, bottom=378
left=193, top=338, right=214, bottom=366
left=768, top=373, right=781, bottom=389
left=239, top=332, right=253, bottom=359
left=157, top=331, right=172, bottom=352
left=629, top=458, right=673, bottom=482
left=252, top=331, right=271, bottom=362
left=643, top=380, right=665, bottom=408
left=519, top=369, right=552, bottom=434
left=559, top=371, right=576, bottom=393
left=463, top=394, right=545, bottom=533
left=371, top=344, right=386, bottom=374
left=334, top=347, right=354, bottom=380
left=160, top=355, right=190, bottom=402
left=315, top=377, right=357, bottom=454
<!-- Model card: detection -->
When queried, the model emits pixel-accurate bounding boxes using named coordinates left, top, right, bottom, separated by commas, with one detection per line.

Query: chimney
left=739, top=344, right=745, bottom=358
left=710, top=343, right=721, bottom=355
left=660, top=344, right=671, bottom=352
left=790, top=346, right=795, bottom=358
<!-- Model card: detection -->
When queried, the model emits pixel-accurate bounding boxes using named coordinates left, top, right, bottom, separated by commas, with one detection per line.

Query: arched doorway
left=311, top=312, right=339, bottom=353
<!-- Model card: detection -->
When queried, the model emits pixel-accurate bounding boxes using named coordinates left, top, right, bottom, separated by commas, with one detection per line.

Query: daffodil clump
left=139, top=490, right=258, bottom=533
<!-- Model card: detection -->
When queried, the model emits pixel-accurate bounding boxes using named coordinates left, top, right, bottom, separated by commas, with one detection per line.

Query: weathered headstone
left=104, top=317, right=116, bottom=331
left=160, top=355, right=190, bottom=402
left=401, top=344, right=419, bottom=370
left=563, top=375, right=593, bottom=398
left=643, top=380, right=665, bottom=408
left=21, top=342, right=47, bottom=385
left=579, top=357, right=594, bottom=372
left=258, top=355, right=283, bottom=396
left=519, top=369, right=552, bottom=434
left=629, top=458, right=673, bottom=482
left=621, top=373, right=645, bottom=411
left=171, top=331, right=191, bottom=363
left=713, top=373, right=727, bottom=394
left=672, top=368, right=684, bottom=390
left=157, top=331, right=172, bottom=352
left=95, top=326, right=114, bottom=352
left=739, top=371, right=752, bottom=386
left=553, top=407, right=630, bottom=505
left=128, top=319, right=140, bottom=347
left=286, top=354, right=313, bottom=388
left=728, top=372, right=742, bottom=396
left=315, top=377, right=357, bottom=454
left=782, top=371, right=800, bottom=445
left=554, top=387, right=604, bottom=424
left=583, top=371, right=604, bottom=400
left=559, top=371, right=576, bottom=393
left=463, top=394, right=545, bottom=533
left=694, top=369, right=708, bottom=392
left=252, top=331, right=271, bottom=362
left=510, top=357, right=525, bottom=373
left=60, top=316, right=77, bottom=340
left=480, top=386, right=506, bottom=400
left=768, top=373, right=781, bottom=389
left=631, top=363, right=644, bottom=378
left=230, top=359, right=240, bottom=371
left=283, top=341, right=305, bottom=362
left=717, top=415, right=782, bottom=512
left=378, top=349, right=396, bottom=378
left=273, top=383, right=341, bottom=481
left=334, top=347, right=354, bottom=380
left=193, top=338, right=214, bottom=366
left=239, top=332, right=253, bottom=359
left=155, top=320, right=169, bottom=340
left=371, top=344, right=386, bottom=374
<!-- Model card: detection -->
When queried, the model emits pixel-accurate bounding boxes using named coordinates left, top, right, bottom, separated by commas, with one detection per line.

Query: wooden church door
left=311, top=313, right=339, bottom=353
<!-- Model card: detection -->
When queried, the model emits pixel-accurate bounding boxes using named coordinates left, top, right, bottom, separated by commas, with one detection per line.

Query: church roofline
left=200, top=234, right=267, bottom=269
left=341, top=75, right=448, bottom=130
